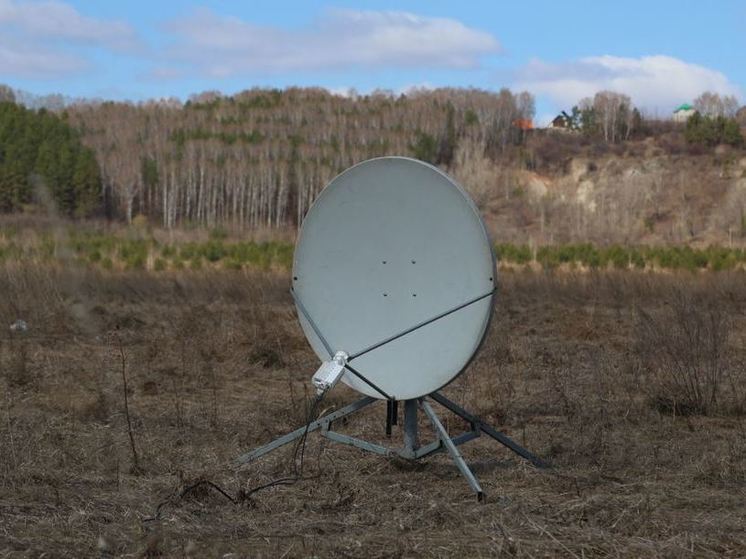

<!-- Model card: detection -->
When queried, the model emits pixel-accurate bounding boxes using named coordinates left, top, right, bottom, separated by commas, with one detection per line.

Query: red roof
left=512, top=118, right=533, bottom=131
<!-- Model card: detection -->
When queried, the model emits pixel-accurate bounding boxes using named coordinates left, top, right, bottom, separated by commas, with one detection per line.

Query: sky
left=1, top=0, right=744, bottom=123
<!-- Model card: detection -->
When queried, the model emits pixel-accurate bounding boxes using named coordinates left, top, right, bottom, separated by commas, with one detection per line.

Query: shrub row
left=2, top=231, right=745, bottom=272
left=0, top=230, right=294, bottom=271
left=496, top=243, right=746, bottom=271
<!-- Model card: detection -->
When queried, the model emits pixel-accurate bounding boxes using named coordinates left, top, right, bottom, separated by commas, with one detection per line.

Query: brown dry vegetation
left=1, top=264, right=746, bottom=558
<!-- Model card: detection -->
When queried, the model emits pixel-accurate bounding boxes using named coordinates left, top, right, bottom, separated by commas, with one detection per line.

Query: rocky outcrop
left=481, top=152, right=746, bottom=246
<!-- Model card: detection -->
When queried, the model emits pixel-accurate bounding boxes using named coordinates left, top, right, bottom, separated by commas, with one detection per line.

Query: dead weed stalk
left=113, top=330, right=141, bottom=473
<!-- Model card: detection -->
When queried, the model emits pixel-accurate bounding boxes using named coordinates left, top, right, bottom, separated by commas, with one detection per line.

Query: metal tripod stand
left=237, top=285, right=549, bottom=499
left=236, top=391, right=548, bottom=500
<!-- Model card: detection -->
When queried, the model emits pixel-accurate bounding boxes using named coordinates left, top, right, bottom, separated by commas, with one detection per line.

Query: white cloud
left=0, top=0, right=138, bottom=50
left=0, top=37, right=85, bottom=78
left=163, top=8, right=500, bottom=77
left=0, top=0, right=140, bottom=79
left=515, top=55, right=742, bottom=113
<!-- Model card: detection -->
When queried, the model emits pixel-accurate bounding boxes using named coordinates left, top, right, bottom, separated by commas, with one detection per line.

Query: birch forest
left=63, top=87, right=535, bottom=228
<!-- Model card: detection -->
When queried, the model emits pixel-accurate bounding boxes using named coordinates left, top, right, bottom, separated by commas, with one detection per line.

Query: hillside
left=65, top=88, right=746, bottom=246
left=2, top=86, right=746, bottom=246
left=479, top=144, right=746, bottom=246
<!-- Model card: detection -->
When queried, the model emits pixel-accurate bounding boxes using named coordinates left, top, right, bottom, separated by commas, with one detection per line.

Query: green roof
left=674, top=103, right=693, bottom=112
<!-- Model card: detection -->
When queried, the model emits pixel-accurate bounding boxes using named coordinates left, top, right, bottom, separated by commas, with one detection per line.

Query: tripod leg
left=430, top=392, right=550, bottom=469
left=421, top=400, right=484, bottom=501
left=236, top=396, right=376, bottom=465
left=401, top=399, right=420, bottom=459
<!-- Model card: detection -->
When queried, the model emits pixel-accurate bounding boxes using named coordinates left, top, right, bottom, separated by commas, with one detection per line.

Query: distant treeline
left=0, top=102, right=101, bottom=216
left=1, top=85, right=744, bottom=233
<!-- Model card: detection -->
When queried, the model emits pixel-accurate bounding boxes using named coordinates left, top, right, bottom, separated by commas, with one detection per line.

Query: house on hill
left=549, top=111, right=574, bottom=131
left=673, top=103, right=696, bottom=122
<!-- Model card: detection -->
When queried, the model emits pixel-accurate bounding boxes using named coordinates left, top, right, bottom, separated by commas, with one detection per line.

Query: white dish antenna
left=294, top=156, right=495, bottom=400
left=238, top=157, right=547, bottom=499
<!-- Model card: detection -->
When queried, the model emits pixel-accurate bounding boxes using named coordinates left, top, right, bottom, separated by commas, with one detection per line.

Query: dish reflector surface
left=293, top=157, right=495, bottom=400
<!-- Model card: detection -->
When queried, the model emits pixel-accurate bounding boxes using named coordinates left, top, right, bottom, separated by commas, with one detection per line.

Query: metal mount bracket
left=236, top=392, right=548, bottom=500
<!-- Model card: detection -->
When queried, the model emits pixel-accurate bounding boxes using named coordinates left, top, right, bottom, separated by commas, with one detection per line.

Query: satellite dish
left=237, top=157, right=547, bottom=500
left=293, top=157, right=495, bottom=400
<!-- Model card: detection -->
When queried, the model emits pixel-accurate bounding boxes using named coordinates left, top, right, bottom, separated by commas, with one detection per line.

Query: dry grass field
left=1, top=263, right=746, bottom=557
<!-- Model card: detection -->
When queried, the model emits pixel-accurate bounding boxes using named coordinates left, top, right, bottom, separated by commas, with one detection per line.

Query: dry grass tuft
left=634, top=279, right=746, bottom=416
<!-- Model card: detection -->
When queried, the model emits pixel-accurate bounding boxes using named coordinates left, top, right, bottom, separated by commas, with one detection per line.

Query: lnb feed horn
left=311, top=351, right=348, bottom=396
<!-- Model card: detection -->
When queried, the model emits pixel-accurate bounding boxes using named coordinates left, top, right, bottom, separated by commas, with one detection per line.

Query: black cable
left=239, top=391, right=324, bottom=499
left=142, top=479, right=236, bottom=523
left=143, top=391, right=325, bottom=523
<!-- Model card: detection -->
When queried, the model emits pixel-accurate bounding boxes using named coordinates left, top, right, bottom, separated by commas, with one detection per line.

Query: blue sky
left=1, top=0, right=744, bottom=122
